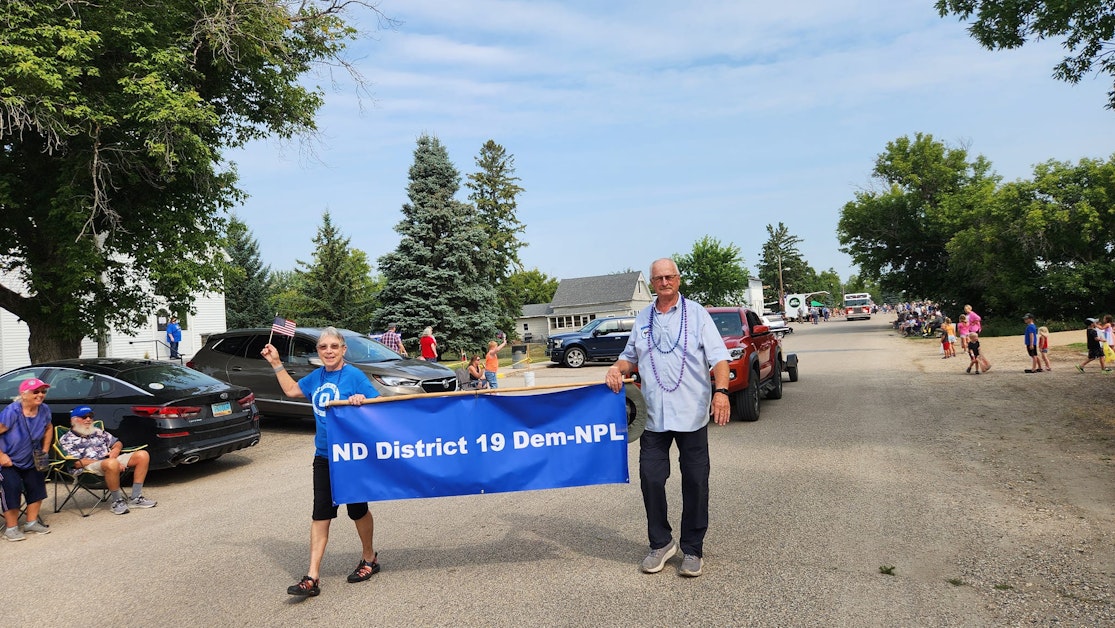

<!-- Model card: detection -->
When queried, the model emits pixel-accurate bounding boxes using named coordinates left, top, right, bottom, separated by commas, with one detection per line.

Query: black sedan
left=0, top=359, right=261, bottom=470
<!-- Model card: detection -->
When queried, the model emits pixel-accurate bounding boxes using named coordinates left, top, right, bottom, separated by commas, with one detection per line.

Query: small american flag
left=271, top=317, right=296, bottom=337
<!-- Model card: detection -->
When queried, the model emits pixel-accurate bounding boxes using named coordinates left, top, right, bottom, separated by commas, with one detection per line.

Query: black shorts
left=312, top=456, right=369, bottom=521
left=0, top=465, right=48, bottom=511
left=1027, top=347, right=1038, bottom=357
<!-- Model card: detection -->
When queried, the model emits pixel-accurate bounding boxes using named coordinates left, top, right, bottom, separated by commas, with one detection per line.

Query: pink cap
left=18, top=378, right=50, bottom=393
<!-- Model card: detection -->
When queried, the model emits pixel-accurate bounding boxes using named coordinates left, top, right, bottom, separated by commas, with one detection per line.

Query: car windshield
left=117, top=362, right=229, bottom=394
left=709, top=312, right=744, bottom=337
left=578, top=319, right=603, bottom=333
left=341, top=333, right=405, bottom=363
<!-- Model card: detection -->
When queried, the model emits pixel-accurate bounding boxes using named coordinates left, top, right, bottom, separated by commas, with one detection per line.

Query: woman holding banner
left=262, top=326, right=381, bottom=597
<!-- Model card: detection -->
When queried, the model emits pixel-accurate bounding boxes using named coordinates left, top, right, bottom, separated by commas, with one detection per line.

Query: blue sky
left=230, top=0, right=1114, bottom=284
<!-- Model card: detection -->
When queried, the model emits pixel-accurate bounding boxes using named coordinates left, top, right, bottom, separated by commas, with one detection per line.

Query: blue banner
left=327, top=384, right=630, bottom=503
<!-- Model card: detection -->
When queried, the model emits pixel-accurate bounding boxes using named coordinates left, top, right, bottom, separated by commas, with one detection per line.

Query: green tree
left=267, top=269, right=305, bottom=323
left=504, top=269, right=559, bottom=307
left=0, top=0, right=389, bottom=362
left=937, top=0, right=1115, bottom=109
left=838, top=133, right=996, bottom=301
left=291, top=212, right=378, bottom=331
left=757, top=223, right=815, bottom=307
left=674, top=236, right=749, bottom=306
left=466, top=140, right=527, bottom=333
left=374, top=134, right=500, bottom=357
left=224, top=216, right=272, bottom=329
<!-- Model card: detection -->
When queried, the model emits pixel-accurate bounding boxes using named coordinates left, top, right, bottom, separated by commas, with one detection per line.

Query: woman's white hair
left=318, top=327, right=346, bottom=345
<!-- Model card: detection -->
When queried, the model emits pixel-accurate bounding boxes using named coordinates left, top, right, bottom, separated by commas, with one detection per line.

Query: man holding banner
left=261, top=326, right=381, bottom=598
left=605, top=258, right=730, bottom=578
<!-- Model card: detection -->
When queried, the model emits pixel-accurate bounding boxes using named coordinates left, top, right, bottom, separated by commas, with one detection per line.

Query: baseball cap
left=1022, top=313, right=1034, bottom=320
left=18, top=378, right=50, bottom=394
left=70, top=405, right=94, bottom=418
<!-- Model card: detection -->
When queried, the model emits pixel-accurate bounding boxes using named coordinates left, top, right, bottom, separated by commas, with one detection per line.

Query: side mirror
left=752, top=324, right=770, bottom=335
left=307, top=357, right=323, bottom=367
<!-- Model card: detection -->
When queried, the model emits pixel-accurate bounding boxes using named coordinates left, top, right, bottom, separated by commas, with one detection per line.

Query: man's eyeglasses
left=651, top=274, right=679, bottom=283
left=75, top=415, right=94, bottom=421
left=317, top=343, right=344, bottom=351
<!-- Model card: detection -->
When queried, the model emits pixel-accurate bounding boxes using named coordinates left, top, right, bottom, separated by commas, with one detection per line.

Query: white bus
left=843, top=293, right=874, bottom=321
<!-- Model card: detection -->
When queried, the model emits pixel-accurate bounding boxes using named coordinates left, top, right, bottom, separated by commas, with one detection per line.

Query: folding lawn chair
left=51, top=422, right=146, bottom=517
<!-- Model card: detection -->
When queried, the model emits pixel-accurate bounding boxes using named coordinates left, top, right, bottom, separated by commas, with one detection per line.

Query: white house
left=0, top=270, right=227, bottom=372
left=515, top=271, right=654, bottom=343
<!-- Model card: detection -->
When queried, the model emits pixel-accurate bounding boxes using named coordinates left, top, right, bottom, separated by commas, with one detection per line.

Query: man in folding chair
left=57, top=406, right=157, bottom=515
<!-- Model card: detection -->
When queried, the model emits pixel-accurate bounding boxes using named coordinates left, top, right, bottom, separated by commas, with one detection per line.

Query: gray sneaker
left=678, top=553, right=703, bottom=577
left=4, top=526, right=26, bottom=542
left=21, top=519, right=51, bottom=535
left=129, top=495, right=157, bottom=509
left=111, top=498, right=130, bottom=515
left=640, top=539, right=678, bottom=573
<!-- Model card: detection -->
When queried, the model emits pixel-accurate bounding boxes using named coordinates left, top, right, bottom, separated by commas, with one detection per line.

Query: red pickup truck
left=706, top=306, right=798, bottom=422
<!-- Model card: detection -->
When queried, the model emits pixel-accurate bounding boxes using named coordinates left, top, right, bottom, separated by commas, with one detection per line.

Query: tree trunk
left=26, top=317, right=83, bottom=363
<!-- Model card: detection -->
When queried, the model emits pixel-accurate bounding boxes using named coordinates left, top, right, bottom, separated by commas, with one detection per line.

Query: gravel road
left=6, top=320, right=1112, bottom=626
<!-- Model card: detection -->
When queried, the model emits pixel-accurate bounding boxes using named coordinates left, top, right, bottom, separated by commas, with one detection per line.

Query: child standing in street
left=1077, top=318, right=1109, bottom=372
left=957, top=314, right=970, bottom=354
left=1037, top=326, right=1052, bottom=372
left=940, top=317, right=955, bottom=359
left=1023, top=314, right=1041, bottom=373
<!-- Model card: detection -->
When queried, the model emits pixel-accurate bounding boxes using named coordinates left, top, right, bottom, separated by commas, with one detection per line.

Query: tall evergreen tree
left=466, top=140, right=527, bottom=333
left=223, top=216, right=272, bottom=329
left=293, top=211, right=377, bottom=331
left=757, top=223, right=814, bottom=307
left=375, top=135, right=500, bottom=357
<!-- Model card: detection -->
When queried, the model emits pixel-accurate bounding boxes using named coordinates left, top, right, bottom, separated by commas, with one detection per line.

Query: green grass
left=946, top=578, right=966, bottom=586
left=878, top=565, right=896, bottom=576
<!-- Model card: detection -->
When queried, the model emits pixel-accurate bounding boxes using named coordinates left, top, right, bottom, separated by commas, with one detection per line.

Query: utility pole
left=777, top=252, right=785, bottom=313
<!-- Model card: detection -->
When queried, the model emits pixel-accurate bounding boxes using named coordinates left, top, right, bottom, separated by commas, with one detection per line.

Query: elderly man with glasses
left=58, top=405, right=157, bottom=515
left=605, top=258, right=731, bottom=578
left=0, top=378, right=55, bottom=541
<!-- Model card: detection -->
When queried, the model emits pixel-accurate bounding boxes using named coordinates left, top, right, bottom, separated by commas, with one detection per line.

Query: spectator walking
left=963, top=305, right=982, bottom=334
left=1077, top=318, right=1110, bottom=372
left=419, top=327, right=438, bottom=362
left=604, top=258, right=731, bottom=578
left=379, top=323, right=407, bottom=356
left=1023, top=314, right=1042, bottom=373
left=1037, top=326, right=1052, bottom=372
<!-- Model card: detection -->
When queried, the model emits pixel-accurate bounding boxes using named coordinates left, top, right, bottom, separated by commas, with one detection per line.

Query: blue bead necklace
left=648, top=296, right=688, bottom=392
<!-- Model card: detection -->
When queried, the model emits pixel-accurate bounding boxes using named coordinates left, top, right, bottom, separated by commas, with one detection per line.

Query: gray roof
left=520, top=303, right=552, bottom=317
left=551, top=271, right=644, bottom=308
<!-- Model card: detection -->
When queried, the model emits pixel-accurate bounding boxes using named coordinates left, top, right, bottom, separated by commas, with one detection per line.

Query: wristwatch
left=714, top=388, right=729, bottom=396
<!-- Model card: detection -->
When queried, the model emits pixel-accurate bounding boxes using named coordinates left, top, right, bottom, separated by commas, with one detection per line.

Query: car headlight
left=373, top=375, right=421, bottom=387
left=729, top=348, right=744, bottom=360
left=551, top=339, right=563, bottom=348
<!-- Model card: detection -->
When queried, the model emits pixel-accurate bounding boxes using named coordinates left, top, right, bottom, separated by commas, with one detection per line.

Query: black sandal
left=287, top=575, right=320, bottom=597
left=347, top=553, right=380, bottom=583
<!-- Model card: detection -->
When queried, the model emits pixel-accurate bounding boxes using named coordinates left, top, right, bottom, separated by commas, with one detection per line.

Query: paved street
left=7, top=320, right=1112, bottom=626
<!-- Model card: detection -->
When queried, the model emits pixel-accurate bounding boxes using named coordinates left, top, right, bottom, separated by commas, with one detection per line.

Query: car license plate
left=212, top=401, right=232, bottom=417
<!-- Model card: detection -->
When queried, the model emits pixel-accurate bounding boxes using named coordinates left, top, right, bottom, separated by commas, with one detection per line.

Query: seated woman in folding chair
left=57, top=406, right=156, bottom=515
left=0, top=377, right=54, bottom=541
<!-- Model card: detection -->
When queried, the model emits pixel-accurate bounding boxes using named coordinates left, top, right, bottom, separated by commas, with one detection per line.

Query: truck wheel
left=766, top=359, right=783, bottom=400
left=562, top=347, right=587, bottom=368
left=787, top=362, right=799, bottom=382
left=625, top=385, right=646, bottom=443
left=734, top=372, right=760, bottom=422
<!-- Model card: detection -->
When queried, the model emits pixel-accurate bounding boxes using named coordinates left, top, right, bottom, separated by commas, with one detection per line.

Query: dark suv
left=546, top=316, right=636, bottom=368
left=188, top=327, right=457, bottom=418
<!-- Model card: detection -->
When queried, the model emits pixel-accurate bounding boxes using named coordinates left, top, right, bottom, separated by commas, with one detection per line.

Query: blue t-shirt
left=166, top=321, right=182, bottom=343
left=0, top=400, right=52, bottom=469
left=1024, top=322, right=1038, bottom=347
left=297, top=364, right=378, bottom=457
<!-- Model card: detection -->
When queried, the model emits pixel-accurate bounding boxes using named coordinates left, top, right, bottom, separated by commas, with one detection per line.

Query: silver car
left=187, top=327, right=457, bottom=418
